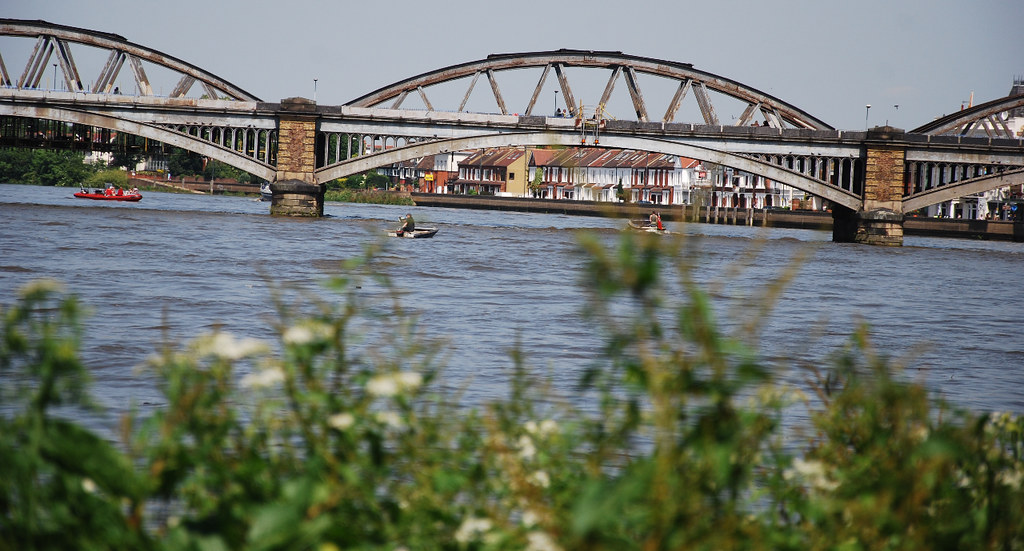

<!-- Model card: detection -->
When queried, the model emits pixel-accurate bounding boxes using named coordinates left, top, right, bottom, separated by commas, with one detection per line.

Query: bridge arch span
left=912, top=93, right=1024, bottom=138
left=346, top=50, right=833, bottom=131
left=314, top=131, right=862, bottom=211
left=1, top=103, right=277, bottom=181
left=904, top=167, right=1024, bottom=212
left=0, top=19, right=259, bottom=101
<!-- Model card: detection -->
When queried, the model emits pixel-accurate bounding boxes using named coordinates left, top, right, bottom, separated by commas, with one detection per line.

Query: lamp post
left=52, top=63, right=57, bottom=90
left=313, top=78, right=318, bottom=103
left=553, top=90, right=559, bottom=115
left=865, top=104, right=871, bottom=130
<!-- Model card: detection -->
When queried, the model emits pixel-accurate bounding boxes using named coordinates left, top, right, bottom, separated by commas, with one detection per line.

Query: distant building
left=454, top=148, right=526, bottom=195
left=383, top=146, right=822, bottom=209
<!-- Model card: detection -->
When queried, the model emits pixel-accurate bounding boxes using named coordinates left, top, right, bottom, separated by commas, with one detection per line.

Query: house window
left=509, top=172, right=515, bottom=180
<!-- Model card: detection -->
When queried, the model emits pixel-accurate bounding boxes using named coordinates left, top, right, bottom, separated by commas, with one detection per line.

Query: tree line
left=0, top=147, right=391, bottom=191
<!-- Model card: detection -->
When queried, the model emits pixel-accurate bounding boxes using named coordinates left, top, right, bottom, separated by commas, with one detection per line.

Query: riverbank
left=410, top=193, right=1024, bottom=242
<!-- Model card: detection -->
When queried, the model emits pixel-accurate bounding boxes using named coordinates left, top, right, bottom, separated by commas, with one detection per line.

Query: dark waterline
left=2, top=184, right=1023, bottom=432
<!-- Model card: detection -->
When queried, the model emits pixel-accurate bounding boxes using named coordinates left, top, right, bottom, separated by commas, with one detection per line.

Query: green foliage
left=364, top=171, right=392, bottom=189
left=0, top=149, right=95, bottom=186
left=85, top=169, right=129, bottom=188
left=164, top=148, right=257, bottom=183
left=2, top=235, right=1023, bottom=550
left=166, top=148, right=204, bottom=178
left=0, top=280, right=151, bottom=549
left=324, top=188, right=414, bottom=205
left=108, top=151, right=143, bottom=170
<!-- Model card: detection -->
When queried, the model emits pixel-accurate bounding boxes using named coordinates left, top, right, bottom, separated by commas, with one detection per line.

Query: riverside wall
left=410, top=193, right=1024, bottom=242
left=129, top=177, right=260, bottom=195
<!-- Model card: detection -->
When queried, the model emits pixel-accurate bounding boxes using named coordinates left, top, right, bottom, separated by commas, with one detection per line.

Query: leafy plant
left=1, top=234, right=1022, bottom=550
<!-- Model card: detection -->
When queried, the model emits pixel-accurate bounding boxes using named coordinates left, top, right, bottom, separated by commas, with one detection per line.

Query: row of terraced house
left=378, top=146, right=820, bottom=210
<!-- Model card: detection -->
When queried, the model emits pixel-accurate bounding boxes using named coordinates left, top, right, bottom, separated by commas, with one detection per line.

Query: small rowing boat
left=627, top=220, right=669, bottom=234
left=386, top=227, right=439, bottom=238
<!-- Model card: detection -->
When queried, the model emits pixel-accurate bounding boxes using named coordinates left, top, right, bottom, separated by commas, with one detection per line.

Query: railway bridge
left=2, top=18, right=1023, bottom=245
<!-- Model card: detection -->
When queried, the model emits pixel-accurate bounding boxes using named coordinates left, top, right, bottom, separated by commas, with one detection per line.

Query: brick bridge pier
left=832, top=126, right=907, bottom=246
left=269, top=97, right=326, bottom=217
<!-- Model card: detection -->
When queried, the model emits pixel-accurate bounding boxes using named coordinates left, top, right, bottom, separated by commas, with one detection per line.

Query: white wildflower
left=518, top=435, right=537, bottom=460
left=283, top=325, right=314, bottom=345
left=396, top=371, right=423, bottom=391
left=909, top=422, right=929, bottom=443
left=81, top=478, right=97, bottom=494
left=956, top=469, right=972, bottom=488
left=997, top=467, right=1023, bottom=490
left=283, top=321, right=332, bottom=346
left=195, top=333, right=267, bottom=360
left=240, top=366, right=285, bottom=389
left=529, top=470, right=551, bottom=488
left=785, top=457, right=837, bottom=491
left=521, top=509, right=540, bottom=527
left=367, top=371, right=422, bottom=397
left=525, top=530, right=562, bottom=551
left=454, top=517, right=493, bottom=544
left=375, top=410, right=404, bottom=429
left=367, top=375, right=399, bottom=397
left=525, top=419, right=559, bottom=438
left=327, top=412, right=355, bottom=430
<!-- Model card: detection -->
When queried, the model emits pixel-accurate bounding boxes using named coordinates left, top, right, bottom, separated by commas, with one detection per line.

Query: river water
left=2, top=183, right=1023, bottom=431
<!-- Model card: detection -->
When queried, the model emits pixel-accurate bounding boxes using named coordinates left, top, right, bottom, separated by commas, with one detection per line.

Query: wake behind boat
left=386, top=227, right=438, bottom=238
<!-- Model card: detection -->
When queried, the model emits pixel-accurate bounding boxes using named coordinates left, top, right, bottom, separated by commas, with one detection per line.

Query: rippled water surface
left=3, top=183, right=1023, bottom=430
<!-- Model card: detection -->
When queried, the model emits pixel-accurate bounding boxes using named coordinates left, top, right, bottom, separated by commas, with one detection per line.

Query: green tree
left=530, top=167, right=543, bottom=197
left=6, top=150, right=94, bottom=186
left=108, top=151, right=143, bottom=170
left=0, top=149, right=36, bottom=184
left=166, top=148, right=204, bottom=178
left=364, top=170, right=390, bottom=189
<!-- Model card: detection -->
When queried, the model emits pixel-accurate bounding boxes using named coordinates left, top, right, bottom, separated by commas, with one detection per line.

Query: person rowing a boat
left=649, top=210, right=663, bottom=230
left=396, top=213, right=415, bottom=236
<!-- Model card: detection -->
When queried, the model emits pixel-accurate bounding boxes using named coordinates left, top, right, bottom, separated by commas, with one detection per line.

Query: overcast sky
left=6, top=0, right=1023, bottom=131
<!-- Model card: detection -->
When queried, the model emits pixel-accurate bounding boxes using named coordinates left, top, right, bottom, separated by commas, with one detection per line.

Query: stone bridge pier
left=270, top=97, right=325, bottom=217
left=833, top=126, right=906, bottom=246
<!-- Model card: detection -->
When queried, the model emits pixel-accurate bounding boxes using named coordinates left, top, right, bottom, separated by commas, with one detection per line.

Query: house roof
left=461, top=148, right=525, bottom=169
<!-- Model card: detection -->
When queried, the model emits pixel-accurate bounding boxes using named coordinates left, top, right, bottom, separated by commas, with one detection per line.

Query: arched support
left=0, top=102, right=276, bottom=180
left=316, top=131, right=864, bottom=212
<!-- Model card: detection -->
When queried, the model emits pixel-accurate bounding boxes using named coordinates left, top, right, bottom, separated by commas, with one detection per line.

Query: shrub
left=85, top=168, right=129, bottom=189
left=1, top=234, right=1022, bottom=550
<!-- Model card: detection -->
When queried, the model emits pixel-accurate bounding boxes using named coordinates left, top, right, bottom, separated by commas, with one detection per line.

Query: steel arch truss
left=161, top=122, right=278, bottom=168
left=315, top=131, right=863, bottom=211
left=903, top=159, right=1024, bottom=212
left=911, top=94, right=1024, bottom=138
left=0, top=19, right=259, bottom=101
left=739, top=152, right=863, bottom=198
left=346, top=50, right=833, bottom=130
left=0, top=102, right=277, bottom=181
